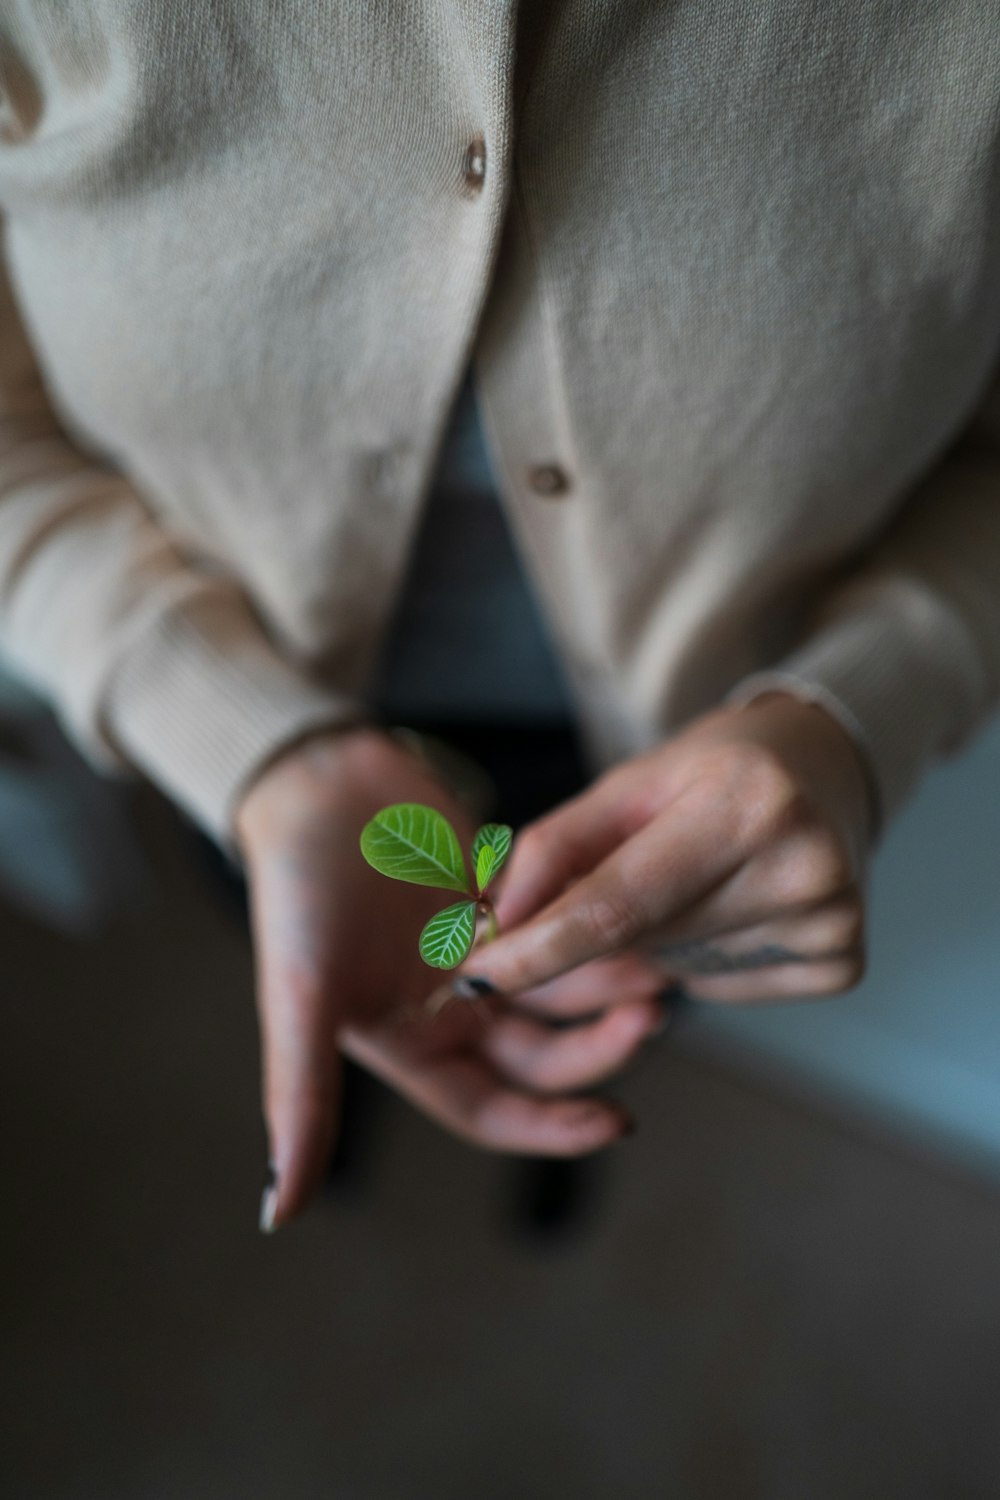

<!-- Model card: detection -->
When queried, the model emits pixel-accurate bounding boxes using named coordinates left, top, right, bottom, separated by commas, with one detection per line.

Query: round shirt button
left=527, top=462, right=571, bottom=497
left=463, top=136, right=487, bottom=192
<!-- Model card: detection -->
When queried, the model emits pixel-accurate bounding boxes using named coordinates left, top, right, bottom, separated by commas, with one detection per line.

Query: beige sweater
left=1, top=2, right=998, bottom=845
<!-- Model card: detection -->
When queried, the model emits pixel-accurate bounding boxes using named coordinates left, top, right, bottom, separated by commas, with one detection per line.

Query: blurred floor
left=4, top=782, right=1000, bottom=1500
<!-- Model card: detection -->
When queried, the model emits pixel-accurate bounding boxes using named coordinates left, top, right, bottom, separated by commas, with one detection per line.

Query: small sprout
left=360, top=803, right=513, bottom=974
left=359, top=803, right=469, bottom=892
left=475, top=844, right=497, bottom=894
left=471, top=823, right=512, bottom=881
left=419, top=900, right=478, bottom=969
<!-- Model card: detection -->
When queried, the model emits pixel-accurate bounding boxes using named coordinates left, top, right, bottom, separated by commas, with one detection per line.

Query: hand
left=234, top=727, right=666, bottom=1229
left=455, top=694, right=875, bottom=1005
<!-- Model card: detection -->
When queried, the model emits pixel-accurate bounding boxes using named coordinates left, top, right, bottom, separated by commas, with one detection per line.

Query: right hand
left=234, top=726, right=667, bottom=1230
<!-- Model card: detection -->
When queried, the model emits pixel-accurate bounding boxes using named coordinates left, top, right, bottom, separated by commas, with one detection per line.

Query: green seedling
left=360, top=803, right=512, bottom=970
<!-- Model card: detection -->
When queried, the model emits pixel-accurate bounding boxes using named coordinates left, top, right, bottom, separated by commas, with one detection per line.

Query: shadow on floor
left=4, top=781, right=1000, bottom=1500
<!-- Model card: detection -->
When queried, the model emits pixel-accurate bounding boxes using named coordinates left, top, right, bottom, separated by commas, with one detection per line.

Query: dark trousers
left=402, top=717, right=590, bottom=826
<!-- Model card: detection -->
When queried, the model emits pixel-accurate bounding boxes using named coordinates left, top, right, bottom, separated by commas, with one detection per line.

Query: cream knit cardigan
left=0, top=2, right=998, bottom=843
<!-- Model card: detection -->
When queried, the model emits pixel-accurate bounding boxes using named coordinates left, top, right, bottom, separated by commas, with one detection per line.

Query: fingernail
left=657, top=982, right=688, bottom=1001
left=452, top=976, right=498, bottom=1001
left=259, top=1162, right=278, bottom=1234
left=656, top=982, right=691, bottom=1024
left=617, top=1114, right=638, bottom=1139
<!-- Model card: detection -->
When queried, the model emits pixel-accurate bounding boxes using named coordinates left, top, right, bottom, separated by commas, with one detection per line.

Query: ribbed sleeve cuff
left=724, top=575, right=994, bottom=842
left=102, top=586, right=366, bottom=846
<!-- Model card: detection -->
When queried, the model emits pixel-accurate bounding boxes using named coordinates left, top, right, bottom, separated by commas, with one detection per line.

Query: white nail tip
left=259, top=1185, right=278, bottom=1234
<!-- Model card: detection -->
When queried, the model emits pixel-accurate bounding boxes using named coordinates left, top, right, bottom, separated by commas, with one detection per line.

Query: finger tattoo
left=655, top=940, right=808, bottom=974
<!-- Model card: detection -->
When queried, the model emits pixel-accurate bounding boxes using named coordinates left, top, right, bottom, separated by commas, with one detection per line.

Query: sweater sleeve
left=0, top=240, right=365, bottom=845
left=726, top=365, right=1000, bottom=846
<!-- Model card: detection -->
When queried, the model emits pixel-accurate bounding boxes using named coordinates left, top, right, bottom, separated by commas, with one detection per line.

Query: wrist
left=233, top=721, right=386, bottom=852
left=728, top=689, right=880, bottom=849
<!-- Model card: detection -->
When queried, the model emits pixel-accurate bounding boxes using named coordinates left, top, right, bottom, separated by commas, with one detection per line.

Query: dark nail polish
left=657, top=982, right=693, bottom=1022
left=452, top=976, right=498, bottom=1001
left=657, top=982, right=689, bottom=1003
left=259, top=1161, right=278, bottom=1234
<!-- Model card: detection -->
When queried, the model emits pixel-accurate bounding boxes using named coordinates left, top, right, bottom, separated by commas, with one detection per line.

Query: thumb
left=258, top=983, right=343, bottom=1234
left=248, top=871, right=344, bottom=1233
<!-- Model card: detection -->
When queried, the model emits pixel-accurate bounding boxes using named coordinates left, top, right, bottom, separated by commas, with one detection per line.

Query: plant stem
left=476, top=900, right=498, bottom=945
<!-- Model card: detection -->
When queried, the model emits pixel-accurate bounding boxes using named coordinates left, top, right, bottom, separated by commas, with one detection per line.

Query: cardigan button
left=463, top=136, right=487, bottom=192
left=527, top=462, right=571, bottom=497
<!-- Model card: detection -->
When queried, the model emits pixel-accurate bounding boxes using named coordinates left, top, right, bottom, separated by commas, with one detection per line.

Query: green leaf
left=418, top=900, right=477, bottom=969
left=470, top=824, right=513, bottom=893
left=360, top=803, right=470, bottom=892
left=475, top=844, right=497, bottom=894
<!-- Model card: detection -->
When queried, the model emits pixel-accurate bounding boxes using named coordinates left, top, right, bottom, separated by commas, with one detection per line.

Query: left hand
left=456, top=693, right=876, bottom=1005
left=235, top=726, right=665, bottom=1228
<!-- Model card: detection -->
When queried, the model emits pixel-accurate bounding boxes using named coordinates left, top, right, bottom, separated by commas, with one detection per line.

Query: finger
left=506, top=951, right=668, bottom=1019
left=648, top=895, right=866, bottom=976
left=247, top=868, right=343, bottom=1232
left=478, top=996, right=663, bottom=1094
left=462, top=791, right=741, bottom=996
left=672, top=951, right=866, bottom=1005
left=493, top=776, right=644, bottom=930
left=505, top=823, right=861, bottom=995
left=257, top=962, right=344, bottom=1230
left=638, top=822, right=858, bottom=948
left=342, top=1025, right=634, bottom=1155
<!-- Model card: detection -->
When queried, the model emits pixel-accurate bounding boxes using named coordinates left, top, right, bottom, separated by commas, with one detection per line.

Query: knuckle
left=583, top=889, right=642, bottom=951
left=599, top=763, right=655, bottom=819
left=514, top=823, right=549, bottom=867
left=724, top=746, right=813, bottom=847
left=518, top=818, right=580, bottom=881
left=797, top=830, right=853, bottom=902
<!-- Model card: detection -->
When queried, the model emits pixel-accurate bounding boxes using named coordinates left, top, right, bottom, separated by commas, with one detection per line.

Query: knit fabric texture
left=0, top=2, right=999, bottom=841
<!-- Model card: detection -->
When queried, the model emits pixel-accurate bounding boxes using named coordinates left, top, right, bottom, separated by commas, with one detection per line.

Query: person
left=1, top=4, right=998, bottom=1233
